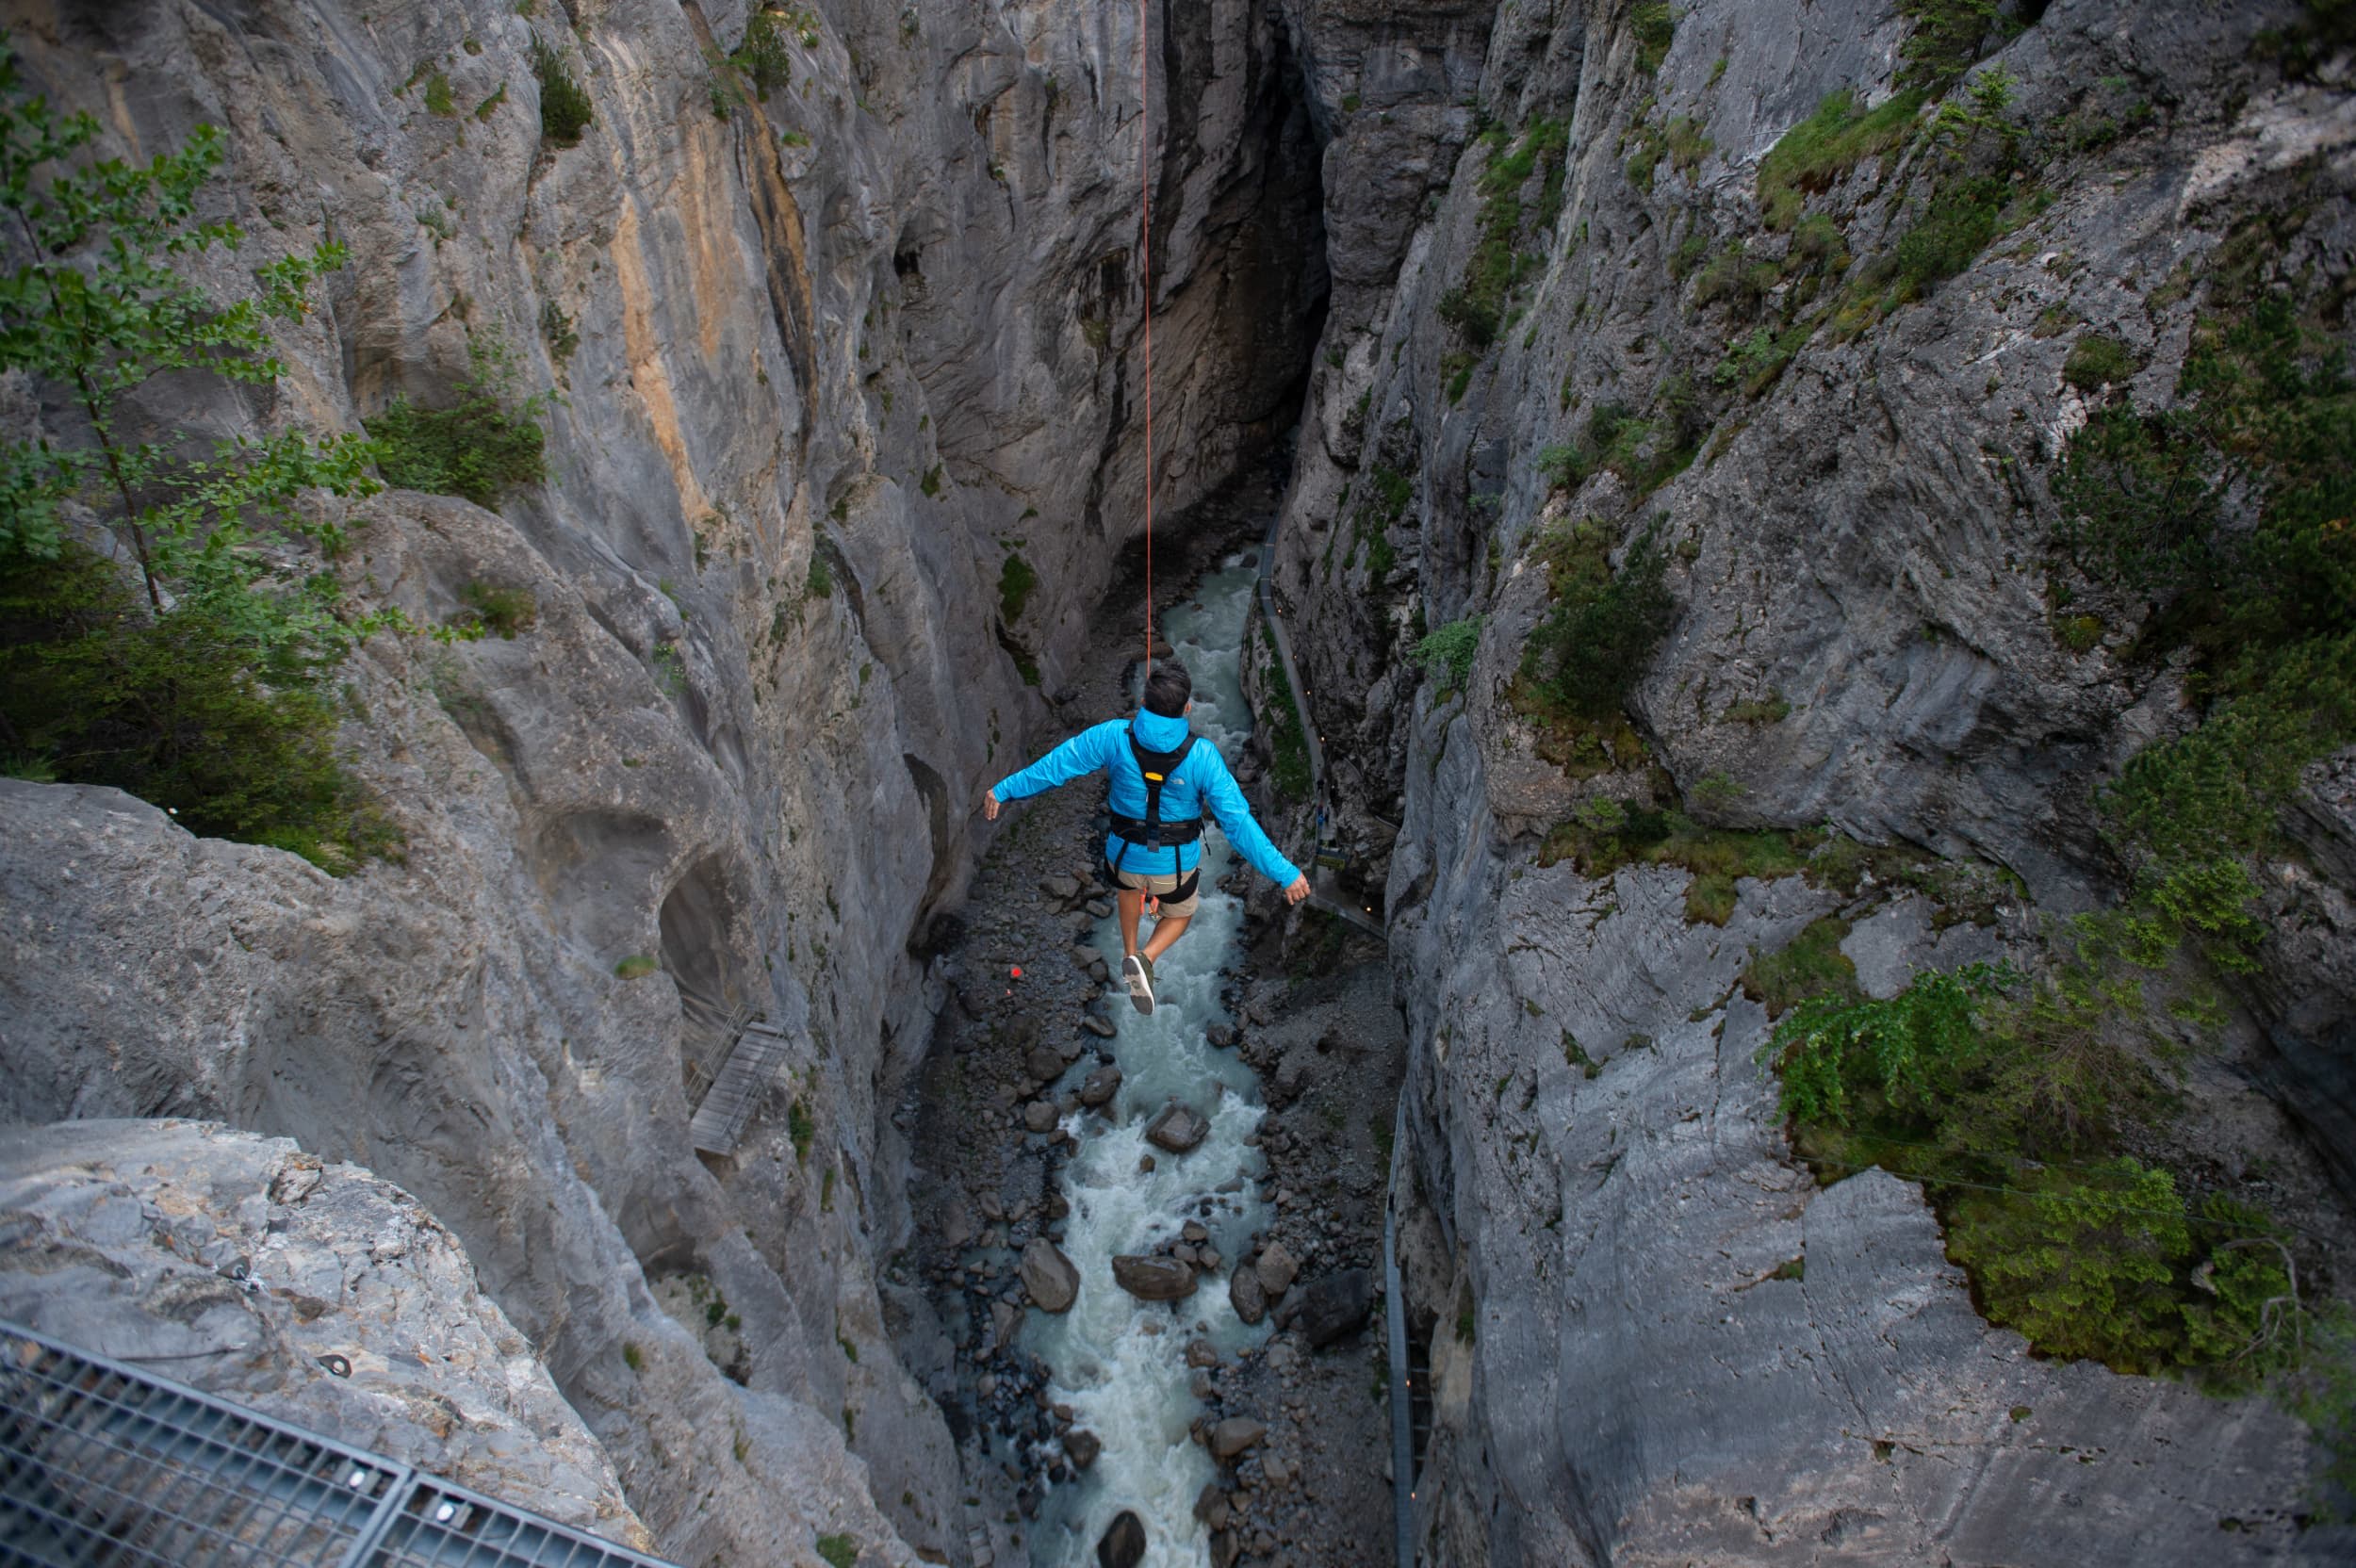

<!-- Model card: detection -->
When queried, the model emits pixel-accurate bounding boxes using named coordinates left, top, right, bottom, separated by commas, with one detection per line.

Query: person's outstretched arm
left=982, top=721, right=1120, bottom=820
left=1195, top=750, right=1313, bottom=905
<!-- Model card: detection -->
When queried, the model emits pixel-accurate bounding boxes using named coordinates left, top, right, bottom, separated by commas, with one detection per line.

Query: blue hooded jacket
left=990, top=708, right=1301, bottom=886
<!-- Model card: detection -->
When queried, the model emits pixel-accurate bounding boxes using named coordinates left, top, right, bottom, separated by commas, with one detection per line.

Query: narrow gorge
left=1, top=2, right=2352, bottom=1566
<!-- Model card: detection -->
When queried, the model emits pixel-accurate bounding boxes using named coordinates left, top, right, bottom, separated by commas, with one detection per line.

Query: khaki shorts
left=1109, top=867, right=1202, bottom=919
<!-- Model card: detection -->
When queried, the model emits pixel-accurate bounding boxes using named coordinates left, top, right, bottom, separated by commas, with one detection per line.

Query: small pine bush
left=998, top=551, right=1037, bottom=623
left=1519, top=516, right=1676, bottom=722
left=731, top=12, right=793, bottom=99
left=368, top=344, right=548, bottom=508
left=534, top=41, right=593, bottom=147
left=1414, top=615, right=1482, bottom=693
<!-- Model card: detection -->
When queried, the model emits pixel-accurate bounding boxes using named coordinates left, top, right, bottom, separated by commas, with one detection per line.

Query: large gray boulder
left=1110, top=1255, right=1198, bottom=1301
left=1020, top=1238, right=1081, bottom=1314
left=1296, top=1268, right=1372, bottom=1349
left=1144, top=1102, right=1209, bottom=1153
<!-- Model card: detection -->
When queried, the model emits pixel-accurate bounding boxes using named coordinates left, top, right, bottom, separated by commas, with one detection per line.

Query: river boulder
left=1298, top=1267, right=1373, bottom=1348
left=1021, top=1238, right=1081, bottom=1314
left=1229, top=1262, right=1268, bottom=1324
left=1111, top=1254, right=1198, bottom=1300
left=1145, top=1102, right=1208, bottom=1153
left=1253, top=1240, right=1299, bottom=1296
left=1097, top=1510, right=1145, bottom=1568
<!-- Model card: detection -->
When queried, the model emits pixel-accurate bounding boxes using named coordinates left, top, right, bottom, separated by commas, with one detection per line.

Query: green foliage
left=1625, top=113, right=1709, bottom=193
left=422, top=71, right=455, bottom=118
left=614, top=955, right=659, bottom=979
left=0, top=39, right=393, bottom=870
left=455, top=580, right=537, bottom=639
left=921, top=464, right=943, bottom=498
left=367, top=338, right=548, bottom=508
left=1763, top=962, right=2009, bottom=1127
left=1448, top=120, right=1568, bottom=356
left=1541, top=402, right=1693, bottom=497
left=1255, top=623, right=1313, bottom=804
left=1722, top=691, right=1791, bottom=725
left=1519, top=516, right=1675, bottom=722
left=1414, top=615, right=1482, bottom=694
left=1896, top=0, right=2019, bottom=92
left=0, top=544, right=395, bottom=873
left=2055, top=289, right=2356, bottom=976
left=540, top=298, right=579, bottom=363
left=1947, top=1158, right=2191, bottom=1370
left=804, top=547, right=834, bottom=600
left=997, top=551, right=1037, bottom=623
left=815, top=1533, right=858, bottom=1568
left=1756, top=89, right=1924, bottom=230
left=732, top=11, right=794, bottom=98
left=1740, top=916, right=1858, bottom=1018
left=1629, top=1, right=1676, bottom=74
left=533, top=41, right=593, bottom=147
left=621, top=1341, right=644, bottom=1372
left=788, top=1097, right=815, bottom=1162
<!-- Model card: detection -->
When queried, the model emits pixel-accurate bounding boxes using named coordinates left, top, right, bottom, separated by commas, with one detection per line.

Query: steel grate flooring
left=0, top=1323, right=679, bottom=1568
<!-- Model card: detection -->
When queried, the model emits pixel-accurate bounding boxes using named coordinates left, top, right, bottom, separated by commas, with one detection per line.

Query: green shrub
left=614, top=955, right=659, bottom=979
left=1436, top=287, right=1499, bottom=348
left=921, top=464, right=943, bottom=498
left=1629, top=1, right=1676, bottom=74
left=1519, top=516, right=1675, bottom=722
left=422, top=70, right=455, bottom=117
left=788, top=1097, right=815, bottom=1162
left=2063, top=331, right=2140, bottom=393
left=456, top=581, right=538, bottom=639
left=1255, top=623, right=1313, bottom=804
left=1722, top=692, right=1791, bottom=725
left=1761, top=962, right=2006, bottom=1127
left=815, top=1533, right=858, bottom=1568
left=1756, top=89, right=1924, bottom=230
left=997, top=551, right=1037, bottom=623
left=0, top=545, right=395, bottom=873
left=1740, top=917, right=1858, bottom=1017
left=1946, top=1158, right=2190, bottom=1370
left=0, top=41, right=390, bottom=873
left=534, top=41, right=593, bottom=147
left=1414, top=615, right=1482, bottom=693
left=368, top=342, right=548, bottom=508
left=1896, top=0, right=2019, bottom=92
left=805, top=548, right=834, bottom=600
left=732, top=11, right=793, bottom=98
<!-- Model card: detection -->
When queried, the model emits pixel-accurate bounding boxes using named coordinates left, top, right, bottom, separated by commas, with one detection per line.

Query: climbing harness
left=1102, top=730, right=1204, bottom=905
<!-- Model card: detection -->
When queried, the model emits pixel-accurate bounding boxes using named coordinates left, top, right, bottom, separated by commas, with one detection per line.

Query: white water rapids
left=1024, top=552, right=1276, bottom=1566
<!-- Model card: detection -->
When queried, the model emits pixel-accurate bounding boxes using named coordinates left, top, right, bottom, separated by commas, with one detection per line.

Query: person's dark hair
left=1142, top=660, right=1192, bottom=718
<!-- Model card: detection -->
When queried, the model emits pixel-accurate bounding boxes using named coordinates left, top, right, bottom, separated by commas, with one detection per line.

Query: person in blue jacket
left=984, top=660, right=1310, bottom=1014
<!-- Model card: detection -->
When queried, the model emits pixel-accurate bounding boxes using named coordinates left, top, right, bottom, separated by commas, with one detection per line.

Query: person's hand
left=982, top=790, right=1001, bottom=822
left=1284, top=874, right=1311, bottom=906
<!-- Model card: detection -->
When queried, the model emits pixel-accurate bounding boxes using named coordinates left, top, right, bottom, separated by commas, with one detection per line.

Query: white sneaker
left=1122, top=954, right=1155, bottom=1015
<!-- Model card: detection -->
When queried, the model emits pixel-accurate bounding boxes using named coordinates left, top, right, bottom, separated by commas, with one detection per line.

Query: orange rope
left=1137, top=0, right=1155, bottom=678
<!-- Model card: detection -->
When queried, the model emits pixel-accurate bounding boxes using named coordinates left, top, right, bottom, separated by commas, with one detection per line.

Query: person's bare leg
left=1142, top=915, right=1191, bottom=964
left=1116, top=889, right=1146, bottom=956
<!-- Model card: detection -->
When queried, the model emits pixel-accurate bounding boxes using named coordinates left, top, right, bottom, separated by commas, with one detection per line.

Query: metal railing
left=0, top=1322, right=679, bottom=1568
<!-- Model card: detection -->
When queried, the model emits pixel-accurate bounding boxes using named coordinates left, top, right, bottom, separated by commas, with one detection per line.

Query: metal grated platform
left=687, top=1020, right=794, bottom=1155
left=0, top=1322, right=679, bottom=1568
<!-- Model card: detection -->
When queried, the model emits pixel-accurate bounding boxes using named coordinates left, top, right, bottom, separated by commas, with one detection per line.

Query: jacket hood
left=1131, top=708, right=1189, bottom=750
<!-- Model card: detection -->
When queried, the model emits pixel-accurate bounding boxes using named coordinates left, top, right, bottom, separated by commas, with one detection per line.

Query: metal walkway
left=687, top=1019, right=793, bottom=1155
left=0, top=1322, right=679, bottom=1568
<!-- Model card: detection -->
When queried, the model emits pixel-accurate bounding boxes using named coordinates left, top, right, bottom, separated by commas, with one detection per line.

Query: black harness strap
left=1104, top=730, right=1202, bottom=879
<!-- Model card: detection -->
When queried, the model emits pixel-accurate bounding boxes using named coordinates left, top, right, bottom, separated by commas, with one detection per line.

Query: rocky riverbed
left=887, top=478, right=1406, bottom=1566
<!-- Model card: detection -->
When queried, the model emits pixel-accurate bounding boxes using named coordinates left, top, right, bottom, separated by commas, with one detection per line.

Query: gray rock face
left=1020, top=1238, right=1081, bottom=1315
left=1110, top=1254, right=1199, bottom=1301
left=0, top=0, right=1330, bottom=1557
left=1257, top=0, right=2356, bottom=1561
left=0, top=1119, right=647, bottom=1546
left=1144, top=1102, right=1210, bottom=1153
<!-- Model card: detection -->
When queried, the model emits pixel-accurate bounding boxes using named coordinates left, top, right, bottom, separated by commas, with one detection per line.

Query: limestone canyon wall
left=1268, top=0, right=2356, bottom=1561
left=0, top=0, right=1321, bottom=1560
